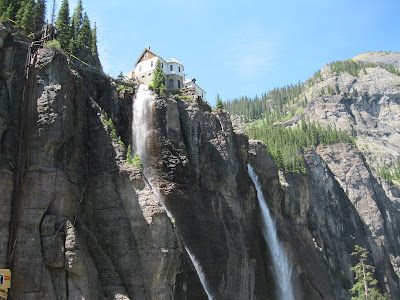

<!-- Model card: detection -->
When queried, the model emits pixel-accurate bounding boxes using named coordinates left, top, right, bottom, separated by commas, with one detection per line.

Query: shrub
left=43, top=39, right=62, bottom=49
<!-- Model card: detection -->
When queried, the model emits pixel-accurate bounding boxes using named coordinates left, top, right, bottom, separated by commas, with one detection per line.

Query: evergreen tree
left=21, top=0, right=35, bottom=33
left=34, top=0, right=46, bottom=31
left=216, top=93, right=224, bottom=110
left=126, top=145, right=133, bottom=165
left=91, top=21, right=98, bottom=56
left=0, top=0, right=11, bottom=16
left=71, top=0, right=82, bottom=41
left=77, top=12, right=91, bottom=49
left=350, top=245, right=387, bottom=299
left=68, top=17, right=76, bottom=53
left=3, top=0, right=22, bottom=21
left=15, top=0, right=35, bottom=34
left=56, top=0, right=71, bottom=50
left=150, top=59, right=166, bottom=94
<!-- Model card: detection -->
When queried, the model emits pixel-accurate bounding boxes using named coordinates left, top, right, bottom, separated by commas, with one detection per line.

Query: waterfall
left=132, top=84, right=154, bottom=160
left=132, top=84, right=213, bottom=300
left=248, top=164, right=295, bottom=300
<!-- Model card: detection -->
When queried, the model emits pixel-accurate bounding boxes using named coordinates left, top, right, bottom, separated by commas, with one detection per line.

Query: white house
left=134, top=47, right=206, bottom=100
left=184, top=78, right=206, bottom=100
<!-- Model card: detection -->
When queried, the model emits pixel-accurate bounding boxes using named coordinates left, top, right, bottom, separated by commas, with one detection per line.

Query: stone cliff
left=0, top=26, right=399, bottom=299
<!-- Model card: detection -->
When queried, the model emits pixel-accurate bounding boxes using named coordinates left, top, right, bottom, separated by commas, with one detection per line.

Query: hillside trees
left=247, top=118, right=355, bottom=174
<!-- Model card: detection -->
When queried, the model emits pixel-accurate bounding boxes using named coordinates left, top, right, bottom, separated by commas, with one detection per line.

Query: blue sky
left=51, top=0, right=400, bottom=106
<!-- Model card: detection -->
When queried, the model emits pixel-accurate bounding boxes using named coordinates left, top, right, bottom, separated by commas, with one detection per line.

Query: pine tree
left=71, top=0, right=82, bottom=41
left=77, top=12, right=91, bottom=49
left=0, top=0, right=11, bottom=16
left=216, top=93, right=224, bottom=110
left=350, top=245, right=387, bottom=299
left=91, top=21, right=98, bottom=56
left=3, top=0, right=22, bottom=21
left=68, top=17, right=76, bottom=53
left=126, top=145, right=133, bottom=165
left=20, top=0, right=35, bottom=33
left=2, top=2, right=14, bottom=20
left=56, top=0, right=71, bottom=50
left=34, top=0, right=46, bottom=31
left=150, top=59, right=166, bottom=94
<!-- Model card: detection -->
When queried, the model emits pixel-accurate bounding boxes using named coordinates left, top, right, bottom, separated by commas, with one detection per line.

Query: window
left=178, top=66, right=181, bottom=72
left=170, top=65, right=173, bottom=71
left=144, top=53, right=148, bottom=59
left=178, top=80, right=181, bottom=88
left=169, top=79, right=173, bottom=88
left=162, top=63, right=163, bottom=68
left=139, top=66, right=142, bottom=72
left=151, top=61, right=153, bottom=67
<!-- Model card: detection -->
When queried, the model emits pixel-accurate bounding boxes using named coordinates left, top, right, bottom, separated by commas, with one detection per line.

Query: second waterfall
left=248, top=164, right=295, bottom=300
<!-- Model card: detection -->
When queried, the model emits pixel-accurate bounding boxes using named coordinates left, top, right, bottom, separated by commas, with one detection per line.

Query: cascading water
left=132, top=84, right=154, bottom=161
left=248, top=164, right=295, bottom=300
left=132, top=84, right=213, bottom=299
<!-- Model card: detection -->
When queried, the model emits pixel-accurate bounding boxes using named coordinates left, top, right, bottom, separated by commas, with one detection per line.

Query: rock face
left=284, top=53, right=400, bottom=170
left=0, top=28, right=399, bottom=300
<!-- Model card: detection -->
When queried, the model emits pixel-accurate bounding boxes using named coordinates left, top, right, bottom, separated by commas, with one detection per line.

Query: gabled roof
left=134, top=48, right=162, bottom=67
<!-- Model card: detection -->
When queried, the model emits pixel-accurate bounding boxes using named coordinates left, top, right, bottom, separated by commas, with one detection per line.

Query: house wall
left=185, top=82, right=206, bottom=100
left=165, top=74, right=184, bottom=91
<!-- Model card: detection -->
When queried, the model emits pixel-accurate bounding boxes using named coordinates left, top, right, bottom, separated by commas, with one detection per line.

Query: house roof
left=185, top=79, right=206, bottom=93
left=166, top=58, right=183, bottom=65
left=134, top=48, right=162, bottom=67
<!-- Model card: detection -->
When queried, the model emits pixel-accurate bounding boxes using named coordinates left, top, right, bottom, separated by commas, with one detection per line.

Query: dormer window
left=179, top=66, right=181, bottom=72
left=170, top=65, right=173, bottom=71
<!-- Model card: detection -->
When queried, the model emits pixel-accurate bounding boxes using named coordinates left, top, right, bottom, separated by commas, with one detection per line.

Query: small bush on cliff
left=350, top=245, right=387, bottom=300
left=125, top=145, right=143, bottom=170
left=43, top=39, right=61, bottom=49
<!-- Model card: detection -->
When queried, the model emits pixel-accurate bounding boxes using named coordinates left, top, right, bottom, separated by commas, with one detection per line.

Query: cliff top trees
left=54, top=0, right=99, bottom=60
left=56, top=0, right=70, bottom=49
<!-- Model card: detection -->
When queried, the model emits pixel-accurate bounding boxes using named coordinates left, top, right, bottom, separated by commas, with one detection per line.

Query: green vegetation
left=224, top=82, right=305, bottom=123
left=376, top=158, right=400, bottom=182
left=43, top=38, right=61, bottom=49
left=248, top=118, right=355, bottom=174
left=125, top=145, right=143, bottom=170
left=55, top=0, right=70, bottom=49
left=56, top=0, right=98, bottom=57
left=0, top=0, right=99, bottom=62
left=329, top=59, right=400, bottom=77
left=149, top=59, right=166, bottom=94
left=215, top=93, right=224, bottom=110
left=0, top=0, right=46, bottom=34
left=350, top=245, right=387, bottom=300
